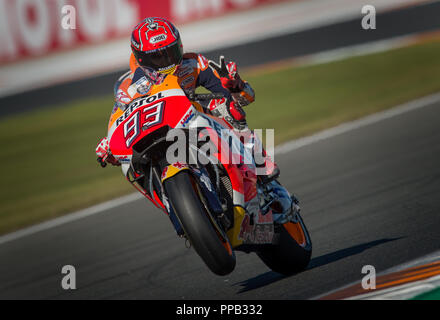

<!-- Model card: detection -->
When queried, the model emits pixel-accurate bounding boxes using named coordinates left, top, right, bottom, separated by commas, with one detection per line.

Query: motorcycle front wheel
left=163, top=171, right=236, bottom=276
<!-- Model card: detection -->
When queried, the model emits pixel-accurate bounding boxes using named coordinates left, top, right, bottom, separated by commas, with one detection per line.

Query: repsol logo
left=116, top=92, right=164, bottom=126
left=150, top=34, right=167, bottom=44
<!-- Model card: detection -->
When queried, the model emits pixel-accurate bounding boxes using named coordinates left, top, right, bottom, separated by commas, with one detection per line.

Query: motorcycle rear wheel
left=257, top=211, right=312, bottom=275
left=163, top=171, right=236, bottom=276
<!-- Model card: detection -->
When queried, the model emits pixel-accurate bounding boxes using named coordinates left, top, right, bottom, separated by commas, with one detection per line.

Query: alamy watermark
left=61, top=265, right=76, bottom=290
left=361, top=5, right=376, bottom=30
left=61, top=5, right=76, bottom=30
left=164, top=128, right=275, bottom=176
left=361, top=265, right=376, bottom=290
left=60, top=4, right=377, bottom=31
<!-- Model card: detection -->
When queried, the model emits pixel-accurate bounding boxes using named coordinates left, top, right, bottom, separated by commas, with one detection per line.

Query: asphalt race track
left=1, top=1, right=440, bottom=117
left=1, top=96, right=439, bottom=299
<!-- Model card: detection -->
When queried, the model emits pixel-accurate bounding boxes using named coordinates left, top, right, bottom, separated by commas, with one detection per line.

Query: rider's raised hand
left=208, top=55, right=229, bottom=77
left=209, top=56, right=245, bottom=93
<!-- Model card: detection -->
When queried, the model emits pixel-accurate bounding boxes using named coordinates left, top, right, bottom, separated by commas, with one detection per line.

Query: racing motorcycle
left=105, top=73, right=312, bottom=276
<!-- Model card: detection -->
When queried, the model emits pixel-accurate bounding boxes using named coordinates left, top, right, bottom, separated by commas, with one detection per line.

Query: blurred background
left=0, top=0, right=440, bottom=300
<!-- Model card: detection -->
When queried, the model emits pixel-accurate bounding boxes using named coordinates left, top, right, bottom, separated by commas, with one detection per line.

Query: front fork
left=126, top=162, right=186, bottom=236
left=161, top=163, right=227, bottom=236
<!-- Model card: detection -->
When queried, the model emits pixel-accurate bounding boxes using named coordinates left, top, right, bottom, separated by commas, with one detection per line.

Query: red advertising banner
left=0, top=0, right=289, bottom=65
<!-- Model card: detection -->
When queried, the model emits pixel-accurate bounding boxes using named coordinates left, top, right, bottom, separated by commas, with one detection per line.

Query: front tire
left=163, top=171, right=236, bottom=276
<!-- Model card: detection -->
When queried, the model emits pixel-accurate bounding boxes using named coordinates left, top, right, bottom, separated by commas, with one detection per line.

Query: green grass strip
left=412, top=287, right=440, bottom=300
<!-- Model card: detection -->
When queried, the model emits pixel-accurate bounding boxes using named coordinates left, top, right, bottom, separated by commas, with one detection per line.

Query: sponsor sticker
left=115, top=155, right=131, bottom=163
left=150, top=33, right=167, bottom=44
left=134, top=76, right=152, bottom=95
left=257, top=210, right=273, bottom=224
left=161, top=166, right=169, bottom=180
left=173, top=162, right=187, bottom=169
left=180, top=108, right=195, bottom=128
left=198, top=54, right=209, bottom=70
left=161, top=162, right=189, bottom=182
left=131, top=38, right=140, bottom=49
left=200, top=173, right=213, bottom=192
left=180, top=75, right=195, bottom=88
left=239, top=213, right=274, bottom=244
left=116, top=89, right=131, bottom=104
left=176, top=66, right=193, bottom=78
left=137, top=83, right=152, bottom=95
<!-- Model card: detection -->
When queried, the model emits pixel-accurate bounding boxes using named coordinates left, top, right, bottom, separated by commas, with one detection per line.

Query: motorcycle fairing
left=107, top=74, right=275, bottom=247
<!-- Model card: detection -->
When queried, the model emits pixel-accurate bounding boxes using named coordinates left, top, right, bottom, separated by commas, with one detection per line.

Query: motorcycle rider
left=96, top=17, right=279, bottom=182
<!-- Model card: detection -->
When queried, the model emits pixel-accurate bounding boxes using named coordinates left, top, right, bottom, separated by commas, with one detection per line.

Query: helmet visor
left=133, top=39, right=183, bottom=73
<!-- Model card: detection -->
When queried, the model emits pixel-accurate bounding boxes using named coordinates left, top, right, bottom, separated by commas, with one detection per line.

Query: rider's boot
left=206, top=99, right=280, bottom=183
left=249, top=131, right=280, bottom=184
left=256, top=147, right=280, bottom=184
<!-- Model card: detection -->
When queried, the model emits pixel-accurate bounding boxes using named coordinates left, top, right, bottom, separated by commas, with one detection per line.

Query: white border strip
left=1, top=92, right=440, bottom=246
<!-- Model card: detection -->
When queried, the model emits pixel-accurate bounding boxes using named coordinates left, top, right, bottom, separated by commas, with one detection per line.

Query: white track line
left=278, top=32, right=434, bottom=69
left=1, top=92, right=440, bottom=246
left=347, top=275, right=440, bottom=300
left=275, top=92, right=440, bottom=155
left=0, top=193, right=143, bottom=245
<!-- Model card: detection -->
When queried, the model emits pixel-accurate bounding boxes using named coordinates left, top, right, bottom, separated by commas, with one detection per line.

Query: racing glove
left=207, top=98, right=247, bottom=130
left=96, top=137, right=120, bottom=167
left=209, top=56, right=255, bottom=107
left=209, top=56, right=244, bottom=93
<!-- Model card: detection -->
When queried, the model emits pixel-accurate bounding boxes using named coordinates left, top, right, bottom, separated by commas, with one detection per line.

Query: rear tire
left=257, top=212, right=312, bottom=275
left=163, top=171, right=236, bottom=276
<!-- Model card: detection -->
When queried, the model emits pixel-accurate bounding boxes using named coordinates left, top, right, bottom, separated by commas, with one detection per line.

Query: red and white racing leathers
left=97, top=53, right=278, bottom=182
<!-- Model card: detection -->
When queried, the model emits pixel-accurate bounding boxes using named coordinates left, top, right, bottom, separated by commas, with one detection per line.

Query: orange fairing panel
left=284, top=222, right=307, bottom=247
left=108, top=75, right=183, bottom=130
